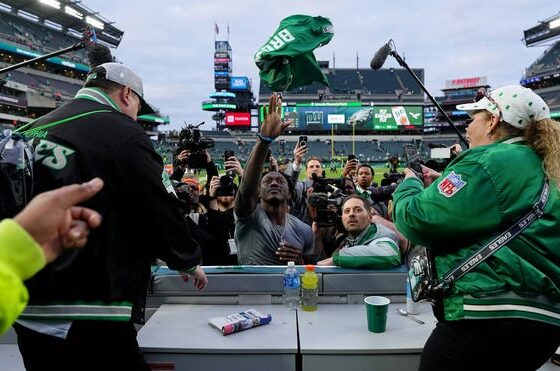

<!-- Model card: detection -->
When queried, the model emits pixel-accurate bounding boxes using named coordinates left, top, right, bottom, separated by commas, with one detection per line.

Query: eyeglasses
left=474, top=90, right=502, bottom=119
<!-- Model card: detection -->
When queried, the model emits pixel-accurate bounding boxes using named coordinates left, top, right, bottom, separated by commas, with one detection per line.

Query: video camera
left=177, top=122, right=215, bottom=169
left=308, top=173, right=346, bottom=226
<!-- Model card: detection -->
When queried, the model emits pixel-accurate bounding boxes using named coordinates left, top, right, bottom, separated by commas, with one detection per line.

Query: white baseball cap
left=456, top=85, right=550, bottom=129
left=86, top=62, right=155, bottom=115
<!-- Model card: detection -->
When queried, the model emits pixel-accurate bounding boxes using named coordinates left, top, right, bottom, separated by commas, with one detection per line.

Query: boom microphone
left=370, top=39, right=469, bottom=147
left=86, top=44, right=113, bottom=68
left=370, top=40, right=392, bottom=70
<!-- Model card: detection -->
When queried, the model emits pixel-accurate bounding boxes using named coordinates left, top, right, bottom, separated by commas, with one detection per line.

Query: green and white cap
left=86, top=62, right=155, bottom=115
left=457, top=85, right=550, bottom=129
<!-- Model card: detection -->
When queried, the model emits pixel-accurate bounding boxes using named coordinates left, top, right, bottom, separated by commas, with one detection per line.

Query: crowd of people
left=168, top=97, right=408, bottom=269
left=1, top=52, right=560, bottom=369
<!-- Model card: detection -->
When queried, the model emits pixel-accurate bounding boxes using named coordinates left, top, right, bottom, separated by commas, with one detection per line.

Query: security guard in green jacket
left=393, top=85, right=560, bottom=371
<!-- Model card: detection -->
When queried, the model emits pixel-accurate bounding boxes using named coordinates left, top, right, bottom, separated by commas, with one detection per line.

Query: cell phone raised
left=264, top=149, right=272, bottom=164
left=403, top=144, right=423, bottom=178
left=347, top=154, right=356, bottom=162
left=224, top=150, right=235, bottom=162
left=298, top=136, right=308, bottom=148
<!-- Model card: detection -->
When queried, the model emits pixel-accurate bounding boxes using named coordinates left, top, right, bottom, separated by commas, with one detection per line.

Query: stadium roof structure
left=259, top=67, right=425, bottom=105
left=523, top=11, right=560, bottom=46
left=0, top=0, right=123, bottom=47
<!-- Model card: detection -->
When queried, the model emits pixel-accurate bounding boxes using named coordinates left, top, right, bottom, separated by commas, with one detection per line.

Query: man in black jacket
left=14, top=62, right=207, bottom=371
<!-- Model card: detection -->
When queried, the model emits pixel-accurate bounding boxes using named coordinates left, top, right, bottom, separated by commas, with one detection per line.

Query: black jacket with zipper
left=23, top=96, right=201, bottom=324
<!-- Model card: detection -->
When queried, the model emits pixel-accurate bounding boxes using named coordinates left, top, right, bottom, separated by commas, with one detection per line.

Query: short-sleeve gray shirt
left=235, top=205, right=315, bottom=265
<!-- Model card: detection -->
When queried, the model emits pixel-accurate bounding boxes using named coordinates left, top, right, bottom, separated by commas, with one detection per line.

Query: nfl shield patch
left=438, top=171, right=466, bottom=197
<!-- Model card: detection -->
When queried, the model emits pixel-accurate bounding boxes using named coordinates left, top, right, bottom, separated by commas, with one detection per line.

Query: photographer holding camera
left=285, top=142, right=322, bottom=226
left=386, top=155, right=400, bottom=175
left=174, top=176, right=208, bottom=224
left=224, top=154, right=244, bottom=178
left=172, top=149, right=219, bottom=188
left=203, top=175, right=239, bottom=265
left=235, top=94, right=315, bottom=265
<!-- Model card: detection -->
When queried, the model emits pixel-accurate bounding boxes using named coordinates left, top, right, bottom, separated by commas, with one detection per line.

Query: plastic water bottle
left=283, top=261, right=300, bottom=310
left=301, top=265, right=318, bottom=311
left=406, top=277, right=420, bottom=315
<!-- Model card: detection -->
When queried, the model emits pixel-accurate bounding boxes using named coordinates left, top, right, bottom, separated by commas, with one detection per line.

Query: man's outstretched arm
left=235, top=93, right=290, bottom=218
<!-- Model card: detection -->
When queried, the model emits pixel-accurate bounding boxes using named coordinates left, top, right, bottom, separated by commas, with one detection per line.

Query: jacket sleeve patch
left=438, top=171, right=467, bottom=198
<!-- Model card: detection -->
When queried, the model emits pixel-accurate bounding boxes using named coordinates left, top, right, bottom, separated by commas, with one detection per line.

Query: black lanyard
left=437, top=181, right=550, bottom=291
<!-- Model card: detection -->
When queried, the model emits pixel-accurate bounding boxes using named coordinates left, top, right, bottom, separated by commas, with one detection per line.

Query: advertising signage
left=230, top=76, right=249, bottom=90
left=225, top=112, right=251, bottom=127
left=445, top=76, right=487, bottom=89
left=371, top=106, right=423, bottom=129
left=202, top=102, right=236, bottom=110
left=259, top=103, right=423, bottom=131
left=214, top=61, right=231, bottom=72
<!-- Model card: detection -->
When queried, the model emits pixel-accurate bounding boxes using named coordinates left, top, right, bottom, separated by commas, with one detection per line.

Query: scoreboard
left=259, top=102, right=423, bottom=131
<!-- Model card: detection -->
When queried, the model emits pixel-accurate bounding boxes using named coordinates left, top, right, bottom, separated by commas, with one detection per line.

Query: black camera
left=369, top=183, right=399, bottom=202
left=381, top=145, right=425, bottom=186
left=177, top=122, right=215, bottom=169
left=308, top=173, right=346, bottom=226
left=381, top=171, right=404, bottom=186
left=217, top=174, right=236, bottom=197
left=172, top=180, right=199, bottom=212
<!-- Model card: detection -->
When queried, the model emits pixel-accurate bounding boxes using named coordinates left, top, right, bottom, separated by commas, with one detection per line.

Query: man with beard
left=317, top=195, right=401, bottom=269
left=235, top=94, right=315, bottom=265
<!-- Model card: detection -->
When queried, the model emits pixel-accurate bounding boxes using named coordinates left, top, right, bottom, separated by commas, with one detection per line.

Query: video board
left=258, top=102, right=423, bottom=131
left=225, top=112, right=251, bottom=127
left=214, top=41, right=232, bottom=90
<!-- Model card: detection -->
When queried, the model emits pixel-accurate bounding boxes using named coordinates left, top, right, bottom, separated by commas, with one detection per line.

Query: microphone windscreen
left=86, top=44, right=113, bottom=68
left=370, top=43, right=391, bottom=70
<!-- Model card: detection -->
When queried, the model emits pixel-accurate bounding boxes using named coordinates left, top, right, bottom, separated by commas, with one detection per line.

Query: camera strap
left=435, top=180, right=550, bottom=292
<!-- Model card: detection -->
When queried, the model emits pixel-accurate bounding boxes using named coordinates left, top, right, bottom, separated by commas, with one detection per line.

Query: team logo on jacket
left=34, top=139, right=75, bottom=170
left=438, top=171, right=466, bottom=198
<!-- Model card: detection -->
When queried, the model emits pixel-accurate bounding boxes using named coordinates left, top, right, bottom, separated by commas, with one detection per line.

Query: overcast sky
left=87, top=0, right=559, bottom=131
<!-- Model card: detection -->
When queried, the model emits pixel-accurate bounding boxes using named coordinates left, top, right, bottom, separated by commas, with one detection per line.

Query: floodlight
left=550, top=18, right=560, bottom=30
left=39, top=0, right=60, bottom=9
left=86, top=16, right=104, bottom=30
left=64, top=5, right=82, bottom=19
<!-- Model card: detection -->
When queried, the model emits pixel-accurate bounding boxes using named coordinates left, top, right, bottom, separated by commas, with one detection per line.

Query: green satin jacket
left=393, top=137, right=560, bottom=326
